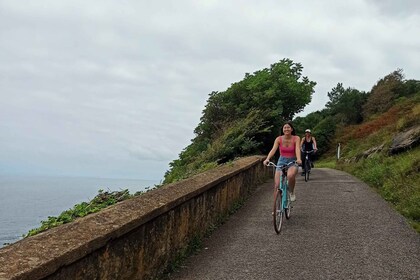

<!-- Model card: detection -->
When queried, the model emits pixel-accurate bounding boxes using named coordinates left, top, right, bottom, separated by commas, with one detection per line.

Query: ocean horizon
left=0, top=175, right=160, bottom=248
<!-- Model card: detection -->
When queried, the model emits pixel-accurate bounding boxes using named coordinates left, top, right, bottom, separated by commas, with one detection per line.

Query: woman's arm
left=294, top=136, right=302, bottom=164
left=312, top=137, right=318, bottom=151
left=263, top=136, right=280, bottom=165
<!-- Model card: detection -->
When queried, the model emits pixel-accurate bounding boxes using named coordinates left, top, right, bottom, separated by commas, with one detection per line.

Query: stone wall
left=0, top=156, right=270, bottom=280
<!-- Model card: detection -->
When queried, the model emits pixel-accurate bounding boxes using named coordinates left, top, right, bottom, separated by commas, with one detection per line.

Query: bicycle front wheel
left=273, top=189, right=284, bottom=234
left=285, top=190, right=291, bottom=219
left=305, top=160, right=310, bottom=182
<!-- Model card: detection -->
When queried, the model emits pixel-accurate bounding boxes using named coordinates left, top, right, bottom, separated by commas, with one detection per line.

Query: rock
left=363, top=144, right=385, bottom=158
left=389, top=125, right=420, bottom=155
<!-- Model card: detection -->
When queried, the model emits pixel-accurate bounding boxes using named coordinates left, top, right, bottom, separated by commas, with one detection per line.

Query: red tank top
left=278, top=136, right=297, bottom=158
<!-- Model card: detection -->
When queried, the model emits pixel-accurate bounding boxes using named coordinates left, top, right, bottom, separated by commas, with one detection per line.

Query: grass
left=315, top=159, right=337, bottom=169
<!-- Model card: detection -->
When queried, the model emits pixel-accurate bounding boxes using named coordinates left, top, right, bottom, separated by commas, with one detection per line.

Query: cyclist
left=263, top=122, right=302, bottom=201
left=300, top=129, right=318, bottom=176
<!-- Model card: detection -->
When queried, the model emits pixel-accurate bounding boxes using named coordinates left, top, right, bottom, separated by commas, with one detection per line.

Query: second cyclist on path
left=263, top=122, right=302, bottom=202
left=300, top=129, right=318, bottom=176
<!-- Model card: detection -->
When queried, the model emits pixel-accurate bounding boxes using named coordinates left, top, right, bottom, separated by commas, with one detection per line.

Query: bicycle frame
left=279, top=169, right=288, bottom=211
left=266, top=161, right=296, bottom=233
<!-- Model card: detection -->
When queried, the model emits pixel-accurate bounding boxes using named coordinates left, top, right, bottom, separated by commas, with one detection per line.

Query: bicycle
left=266, top=161, right=297, bottom=234
left=301, top=149, right=314, bottom=182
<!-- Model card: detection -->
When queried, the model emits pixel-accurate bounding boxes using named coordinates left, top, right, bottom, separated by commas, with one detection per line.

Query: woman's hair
left=280, top=121, right=296, bottom=136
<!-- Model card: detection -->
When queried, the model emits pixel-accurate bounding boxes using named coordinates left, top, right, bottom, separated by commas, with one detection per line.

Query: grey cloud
left=1, top=0, right=419, bottom=179
left=370, top=0, right=420, bottom=17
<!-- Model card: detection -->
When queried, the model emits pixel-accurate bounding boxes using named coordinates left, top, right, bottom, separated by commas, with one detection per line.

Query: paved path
left=168, top=168, right=420, bottom=280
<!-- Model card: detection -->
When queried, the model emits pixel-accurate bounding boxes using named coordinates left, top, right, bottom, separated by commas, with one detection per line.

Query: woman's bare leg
left=274, top=170, right=281, bottom=197
left=287, top=166, right=298, bottom=194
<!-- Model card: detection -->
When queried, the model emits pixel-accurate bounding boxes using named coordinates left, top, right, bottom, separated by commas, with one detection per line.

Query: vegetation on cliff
left=163, top=59, right=316, bottom=184
left=25, top=188, right=148, bottom=237
left=294, top=69, right=420, bottom=232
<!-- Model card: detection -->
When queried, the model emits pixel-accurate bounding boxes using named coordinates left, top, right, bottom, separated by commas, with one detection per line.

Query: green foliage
left=352, top=154, right=390, bottom=188
left=401, top=79, right=420, bottom=97
left=293, top=109, right=329, bottom=135
left=396, top=95, right=420, bottom=130
left=164, top=59, right=316, bottom=184
left=203, top=110, right=271, bottom=162
left=311, top=115, right=337, bottom=155
left=195, top=59, right=316, bottom=142
left=296, top=69, right=418, bottom=158
left=362, top=69, right=404, bottom=119
left=326, top=83, right=367, bottom=125
left=164, top=110, right=271, bottom=184
left=25, top=189, right=136, bottom=237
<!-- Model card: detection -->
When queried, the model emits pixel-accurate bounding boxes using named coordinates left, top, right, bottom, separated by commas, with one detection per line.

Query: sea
left=0, top=175, right=160, bottom=248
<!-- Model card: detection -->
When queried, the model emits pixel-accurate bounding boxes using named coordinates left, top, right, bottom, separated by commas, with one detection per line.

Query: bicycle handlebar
left=265, top=161, right=297, bottom=169
left=301, top=149, right=315, bottom=153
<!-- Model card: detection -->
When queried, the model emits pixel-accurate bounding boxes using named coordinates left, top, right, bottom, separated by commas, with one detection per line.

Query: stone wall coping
left=0, top=155, right=264, bottom=280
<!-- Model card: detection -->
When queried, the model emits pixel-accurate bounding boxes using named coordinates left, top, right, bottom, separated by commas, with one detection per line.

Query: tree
left=293, top=110, right=329, bottom=136
left=326, top=83, right=367, bottom=125
left=164, top=59, right=316, bottom=183
left=400, top=79, right=420, bottom=97
left=312, top=115, right=337, bottom=155
left=362, top=69, right=404, bottom=119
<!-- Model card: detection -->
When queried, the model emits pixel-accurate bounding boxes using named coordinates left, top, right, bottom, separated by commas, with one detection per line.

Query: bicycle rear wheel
left=273, top=189, right=284, bottom=234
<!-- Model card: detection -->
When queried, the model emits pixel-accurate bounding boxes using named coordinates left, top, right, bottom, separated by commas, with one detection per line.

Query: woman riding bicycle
left=300, top=129, right=318, bottom=175
left=263, top=122, right=302, bottom=201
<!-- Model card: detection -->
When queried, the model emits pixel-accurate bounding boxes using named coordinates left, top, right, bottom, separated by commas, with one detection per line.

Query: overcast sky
left=0, top=0, right=419, bottom=180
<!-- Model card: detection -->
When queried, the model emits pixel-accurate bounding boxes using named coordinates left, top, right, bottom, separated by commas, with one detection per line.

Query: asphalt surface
left=167, top=168, right=420, bottom=280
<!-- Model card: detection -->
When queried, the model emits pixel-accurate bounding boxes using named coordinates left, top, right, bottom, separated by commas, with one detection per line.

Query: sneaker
left=290, top=193, right=296, bottom=202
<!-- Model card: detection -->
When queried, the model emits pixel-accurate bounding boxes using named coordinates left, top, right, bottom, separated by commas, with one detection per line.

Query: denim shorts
left=276, top=156, right=297, bottom=171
